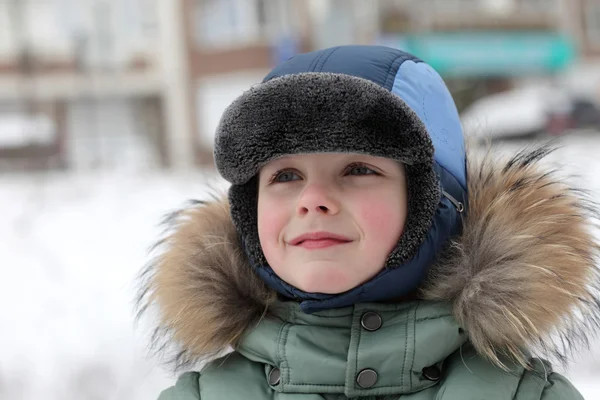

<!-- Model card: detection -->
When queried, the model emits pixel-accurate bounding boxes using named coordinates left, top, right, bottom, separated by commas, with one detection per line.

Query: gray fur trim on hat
left=215, top=72, right=440, bottom=273
left=215, top=73, right=434, bottom=184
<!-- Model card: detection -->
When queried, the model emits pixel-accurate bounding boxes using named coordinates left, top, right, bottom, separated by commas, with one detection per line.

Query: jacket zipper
left=442, top=189, right=464, bottom=213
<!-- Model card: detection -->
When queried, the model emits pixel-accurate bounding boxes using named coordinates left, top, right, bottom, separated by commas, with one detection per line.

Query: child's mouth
left=296, top=238, right=352, bottom=249
left=289, top=231, right=353, bottom=249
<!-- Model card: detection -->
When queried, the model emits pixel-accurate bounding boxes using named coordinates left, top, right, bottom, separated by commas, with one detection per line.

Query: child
left=138, top=45, right=600, bottom=399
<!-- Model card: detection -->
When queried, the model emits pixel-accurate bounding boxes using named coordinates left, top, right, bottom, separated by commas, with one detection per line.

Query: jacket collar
left=237, top=300, right=466, bottom=397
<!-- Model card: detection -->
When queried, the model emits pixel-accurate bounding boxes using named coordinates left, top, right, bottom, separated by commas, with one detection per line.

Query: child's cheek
left=258, top=198, right=288, bottom=247
left=356, top=193, right=405, bottom=252
left=357, top=195, right=399, bottom=231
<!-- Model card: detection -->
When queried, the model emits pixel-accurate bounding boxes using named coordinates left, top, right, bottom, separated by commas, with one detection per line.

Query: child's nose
left=296, top=184, right=340, bottom=216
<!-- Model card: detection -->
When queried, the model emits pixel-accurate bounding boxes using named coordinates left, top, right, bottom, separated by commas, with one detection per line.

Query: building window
left=0, top=0, right=72, bottom=62
left=585, top=1, right=600, bottom=47
left=194, top=0, right=263, bottom=48
left=193, top=0, right=294, bottom=49
left=430, top=0, right=558, bottom=15
left=518, top=0, right=551, bottom=10
left=430, top=0, right=477, bottom=13
left=0, top=2, right=17, bottom=60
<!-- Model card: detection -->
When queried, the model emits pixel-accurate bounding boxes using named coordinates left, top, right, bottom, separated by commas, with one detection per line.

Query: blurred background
left=1, top=0, right=599, bottom=399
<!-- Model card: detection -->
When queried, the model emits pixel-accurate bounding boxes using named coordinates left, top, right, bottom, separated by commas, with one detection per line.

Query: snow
left=0, top=114, right=56, bottom=147
left=0, top=169, right=227, bottom=400
left=1, top=131, right=600, bottom=399
left=460, top=85, right=572, bottom=139
left=560, top=60, right=600, bottom=100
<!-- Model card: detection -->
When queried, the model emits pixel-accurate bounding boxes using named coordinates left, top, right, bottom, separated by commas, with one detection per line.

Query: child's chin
left=292, top=264, right=359, bottom=294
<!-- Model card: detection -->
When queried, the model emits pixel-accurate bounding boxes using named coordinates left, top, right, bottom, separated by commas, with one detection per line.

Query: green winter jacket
left=158, top=301, right=580, bottom=400
left=140, top=149, right=598, bottom=399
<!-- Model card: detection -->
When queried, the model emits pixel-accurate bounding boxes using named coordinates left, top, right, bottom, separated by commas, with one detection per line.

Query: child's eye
left=272, top=169, right=301, bottom=183
left=346, top=164, right=378, bottom=176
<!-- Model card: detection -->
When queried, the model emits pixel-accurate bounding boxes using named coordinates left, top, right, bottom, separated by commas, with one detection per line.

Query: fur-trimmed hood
left=137, top=146, right=600, bottom=371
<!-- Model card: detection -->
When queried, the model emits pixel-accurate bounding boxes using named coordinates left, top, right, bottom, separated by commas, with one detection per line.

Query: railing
left=418, top=0, right=561, bottom=31
left=378, top=0, right=562, bottom=33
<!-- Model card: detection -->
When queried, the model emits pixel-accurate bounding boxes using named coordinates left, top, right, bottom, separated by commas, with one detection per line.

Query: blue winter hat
left=214, top=45, right=467, bottom=313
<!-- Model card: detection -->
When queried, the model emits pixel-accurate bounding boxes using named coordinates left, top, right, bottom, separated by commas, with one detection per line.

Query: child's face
left=257, top=153, right=408, bottom=294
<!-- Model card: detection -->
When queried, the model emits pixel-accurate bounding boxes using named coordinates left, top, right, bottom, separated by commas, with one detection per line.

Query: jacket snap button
left=268, top=367, right=281, bottom=386
left=356, top=368, right=378, bottom=388
left=360, top=311, right=382, bottom=331
left=422, top=365, right=441, bottom=381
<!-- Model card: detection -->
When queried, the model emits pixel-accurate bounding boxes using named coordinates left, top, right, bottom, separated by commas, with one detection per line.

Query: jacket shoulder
left=158, top=372, right=201, bottom=400
left=200, top=352, right=273, bottom=399
left=441, top=345, right=584, bottom=400
left=440, top=345, right=524, bottom=399
left=157, top=353, right=276, bottom=400
left=515, top=358, right=584, bottom=400
left=539, top=372, right=584, bottom=400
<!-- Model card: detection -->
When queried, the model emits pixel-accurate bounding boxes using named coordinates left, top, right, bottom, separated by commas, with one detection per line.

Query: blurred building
left=0, top=0, right=167, bottom=170
left=375, top=0, right=600, bottom=109
left=1, top=0, right=598, bottom=170
left=0, top=0, right=374, bottom=169
left=571, top=0, right=600, bottom=58
left=180, top=0, right=375, bottom=165
left=561, top=0, right=600, bottom=99
left=181, top=0, right=308, bottom=166
left=181, top=0, right=600, bottom=161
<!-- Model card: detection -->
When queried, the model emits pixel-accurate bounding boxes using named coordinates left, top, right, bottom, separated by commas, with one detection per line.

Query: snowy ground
left=1, top=131, right=600, bottom=399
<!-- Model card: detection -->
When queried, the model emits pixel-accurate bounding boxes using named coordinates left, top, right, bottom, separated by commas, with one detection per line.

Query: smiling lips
left=289, top=231, right=353, bottom=249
